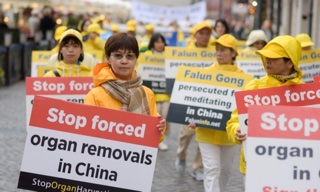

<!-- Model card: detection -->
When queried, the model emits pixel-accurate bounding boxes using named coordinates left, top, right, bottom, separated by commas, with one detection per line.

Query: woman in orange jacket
left=84, top=32, right=166, bottom=143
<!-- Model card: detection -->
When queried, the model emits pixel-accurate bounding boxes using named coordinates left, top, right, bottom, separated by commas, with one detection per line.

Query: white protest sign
left=246, top=105, right=320, bottom=191
left=167, top=66, right=253, bottom=130
left=165, top=47, right=215, bottom=94
left=235, top=83, right=320, bottom=158
left=18, top=96, right=160, bottom=192
left=26, top=77, right=93, bottom=131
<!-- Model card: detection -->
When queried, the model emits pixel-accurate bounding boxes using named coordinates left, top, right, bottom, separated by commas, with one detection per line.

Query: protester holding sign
left=175, top=21, right=215, bottom=181
left=243, top=29, right=268, bottom=51
left=44, top=29, right=92, bottom=77
left=189, top=34, right=247, bottom=192
left=226, top=35, right=304, bottom=186
left=144, top=33, right=170, bottom=151
left=84, top=32, right=166, bottom=142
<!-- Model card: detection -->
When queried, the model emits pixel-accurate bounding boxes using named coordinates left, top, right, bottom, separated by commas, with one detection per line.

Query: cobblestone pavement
left=0, top=80, right=244, bottom=192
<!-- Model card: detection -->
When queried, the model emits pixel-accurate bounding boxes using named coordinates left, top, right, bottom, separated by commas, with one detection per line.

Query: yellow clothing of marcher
left=44, top=61, right=92, bottom=77
left=226, top=35, right=304, bottom=174
left=226, top=74, right=304, bottom=174
left=51, top=45, right=59, bottom=53
left=142, top=34, right=152, bottom=42
left=188, top=41, right=215, bottom=48
left=83, top=38, right=105, bottom=52
left=84, top=63, right=165, bottom=143
left=195, top=63, right=245, bottom=146
left=47, top=52, right=97, bottom=70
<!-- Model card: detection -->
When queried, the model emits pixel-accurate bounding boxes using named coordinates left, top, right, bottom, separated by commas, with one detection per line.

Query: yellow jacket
left=47, top=52, right=97, bottom=70
left=188, top=39, right=215, bottom=48
left=195, top=63, right=245, bottom=145
left=227, top=35, right=304, bottom=174
left=44, top=61, right=92, bottom=77
left=84, top=63, right=165, bottom=143
left=83, top=37, right=105, bottom=52
left=227, top=75, right=304, bottom=174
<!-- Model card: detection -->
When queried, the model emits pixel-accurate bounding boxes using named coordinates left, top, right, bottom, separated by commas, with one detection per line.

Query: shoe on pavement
left=191, top=170, right=204, bottom=181
left=175, top=159, right=186, bottom=173
left=158, top=142, right=168, bottom=151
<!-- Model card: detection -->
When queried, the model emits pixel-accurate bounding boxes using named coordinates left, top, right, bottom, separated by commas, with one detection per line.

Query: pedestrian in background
left=213, top=19, right=229, bottom=39
left=84, top=32, right=166, bottom=143
left=39, top=7, right=55, bottom=40
left=27, top=9, right=40, bottom=41
left=261, top=19, right=273, bottom=41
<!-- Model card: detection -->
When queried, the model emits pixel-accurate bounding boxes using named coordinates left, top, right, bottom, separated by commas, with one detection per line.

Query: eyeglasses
left=111, top=53, right=137, bottom=61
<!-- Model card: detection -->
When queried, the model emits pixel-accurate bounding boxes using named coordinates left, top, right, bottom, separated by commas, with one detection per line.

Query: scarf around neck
left=101, top=74, right=150, bottom=115
left=272, top=71, right=298, bottom=83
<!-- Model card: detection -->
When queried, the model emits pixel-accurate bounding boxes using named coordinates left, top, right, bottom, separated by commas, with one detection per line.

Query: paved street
left=0, top=80, right=244, bottom=192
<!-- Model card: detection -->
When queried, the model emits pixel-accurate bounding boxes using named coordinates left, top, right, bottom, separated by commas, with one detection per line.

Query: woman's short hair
left=148, top=33, right=167, bottom=50
left=105, top=32, right=139, bottom=58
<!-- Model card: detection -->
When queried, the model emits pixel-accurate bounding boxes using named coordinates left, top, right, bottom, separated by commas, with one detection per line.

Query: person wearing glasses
left=84, top=32, right=166, bottom=143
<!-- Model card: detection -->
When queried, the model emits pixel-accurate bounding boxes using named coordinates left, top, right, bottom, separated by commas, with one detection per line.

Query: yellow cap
left=59, top=29, right=83, bottom=45
left=126, top=19, right=136, bottom=26
left=256, top=35, right=302, bottom=76
left=126, top=19, right=136, bottom=32
left=111, top=24, right=119, bottom=32
left=87, top=23, right=103, bottom=34
left=215, top=34, right=238, bottom=52
left=126, top=26, right=136, bottom=32
left=256, top=44, right=289, bottom=58
left=145, top=24, right=154, bottom=32
left=193, top=21, right=212, bottom=33
left=295, top=33, right=314, bottom=48
left=54, top=26, right=67, bottom=41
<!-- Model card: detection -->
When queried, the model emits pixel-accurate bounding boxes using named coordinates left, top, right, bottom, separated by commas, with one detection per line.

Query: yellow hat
left=111, top=24, right=119, bottom=32
left=54, top=26, right=67, bottom=41
left=126, top=19, right=136, bottom=32
left=295, top=33, right=314, bottom=48
left=126, top=19, right=136, bottom=26
left=256, top=35, right=302, bottom=76
left=145, top=24, right=154, bottom=32
left=59, top=29, right=83, bottom=45
left=215, top=34, right=238, bottom=52
left=189, top=27, right=196, bottom=35
left=193, top=21, right=212, bottom=33
left=126, top=25, right=136, bottom=32
left=87, top=23, right=103, bottom=34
